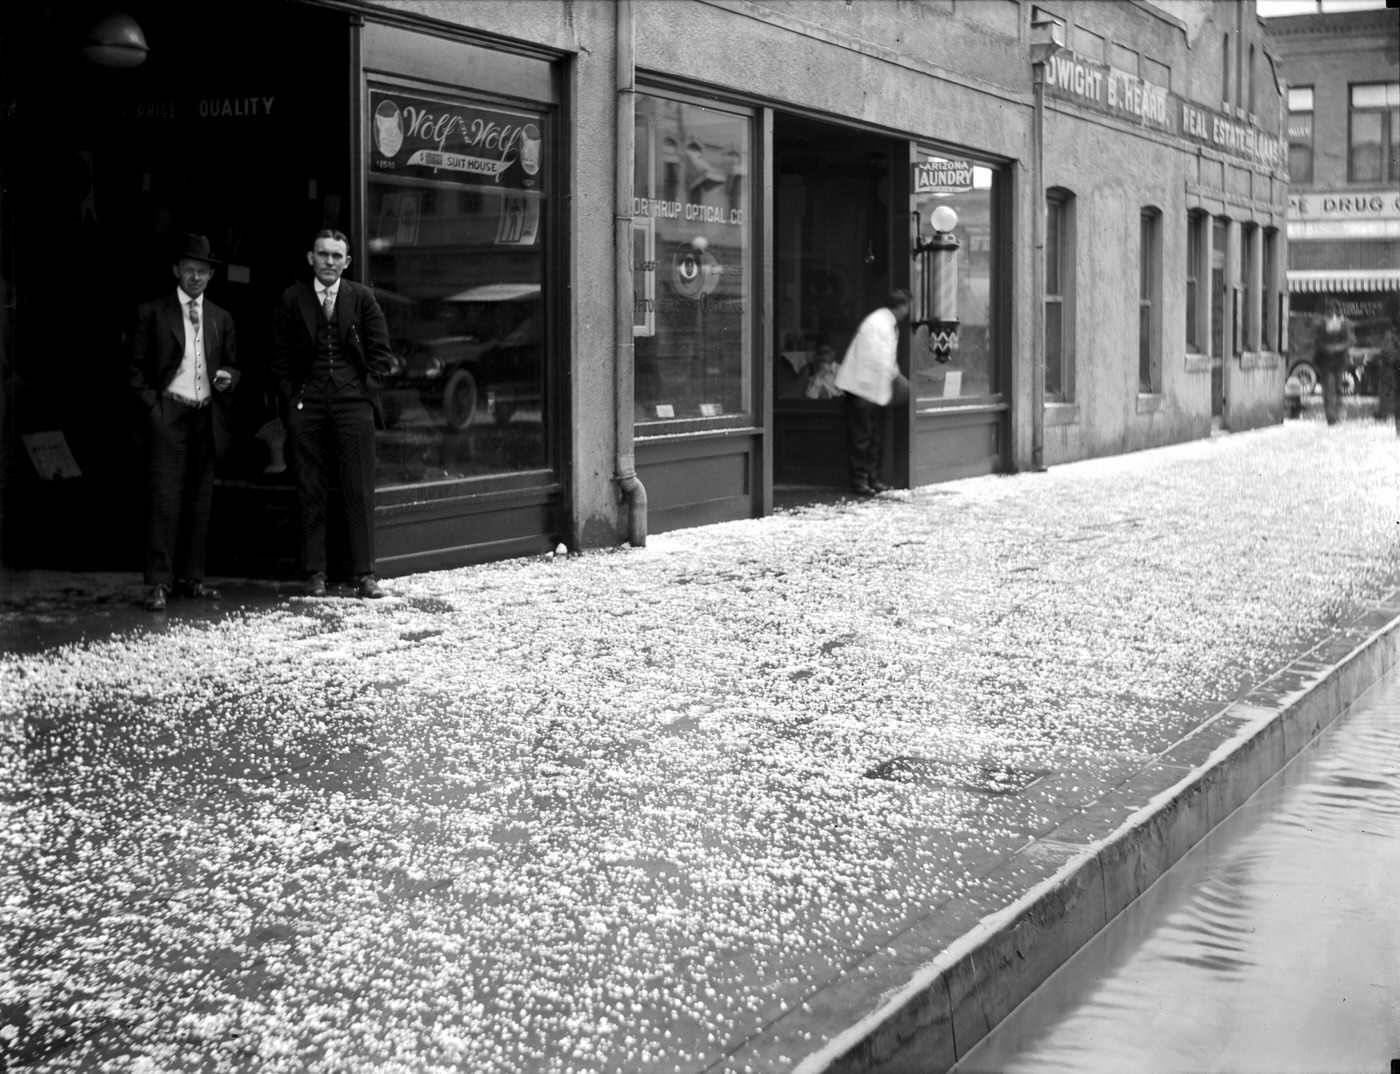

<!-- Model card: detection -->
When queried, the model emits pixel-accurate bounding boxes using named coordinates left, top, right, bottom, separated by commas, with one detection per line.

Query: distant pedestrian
left=835, top=289, right=910, bottom=495
left=1374, top=315, right=1399, bottom=435
left=270, top=229, right=393, bottom=599
left=1313, top=298, right=1355, bottom=426
left=128, top=234, right=240, bottom=612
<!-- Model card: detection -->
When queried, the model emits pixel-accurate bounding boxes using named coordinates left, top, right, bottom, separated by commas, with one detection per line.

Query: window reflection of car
left=398, top=283, right=542, bottom=431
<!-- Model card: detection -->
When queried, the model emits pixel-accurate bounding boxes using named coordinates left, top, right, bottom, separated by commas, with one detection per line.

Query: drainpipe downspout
left=615, top=0, right=647, bottom=545
left=1030, top=57, right=1048, bottom=473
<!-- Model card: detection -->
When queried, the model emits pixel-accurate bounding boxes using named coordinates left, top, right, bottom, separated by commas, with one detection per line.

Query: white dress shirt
left=165, top=288, right=210, bottom=403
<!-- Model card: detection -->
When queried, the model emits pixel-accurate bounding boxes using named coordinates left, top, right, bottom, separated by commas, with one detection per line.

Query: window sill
left=1239, top=350, right=1281, bottom=370
left=1045, top=402, right=1079, bottom=426
left=1136, top=393, right=1164, bottom=414
left=1184, top=353, right=1213, bottom=374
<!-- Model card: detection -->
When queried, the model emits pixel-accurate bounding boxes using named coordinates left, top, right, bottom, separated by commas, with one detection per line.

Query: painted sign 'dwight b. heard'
left=1044, top=50, right=1286, bottom=173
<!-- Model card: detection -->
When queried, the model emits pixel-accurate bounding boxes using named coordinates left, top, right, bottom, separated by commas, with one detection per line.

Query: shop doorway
left=772, top=117, right=901, bottom=494
left=3, top=2, right=353, bottom=571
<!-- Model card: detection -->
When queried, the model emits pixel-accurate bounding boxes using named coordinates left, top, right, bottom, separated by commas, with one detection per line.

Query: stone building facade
left=0, top=0, right=1290, bottom=575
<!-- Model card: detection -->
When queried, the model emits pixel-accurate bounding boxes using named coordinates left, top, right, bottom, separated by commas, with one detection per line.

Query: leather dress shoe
left=356, top=575, right=385, bottom=599
left=851, top=482, right=876, bottom=497
left=868, top=480, right=891, bottom=493
left=306, top=572, right=328, bottom=597
left=174, top=579, right=221, bottom=600
left=143, top=584, right=168, bottom=611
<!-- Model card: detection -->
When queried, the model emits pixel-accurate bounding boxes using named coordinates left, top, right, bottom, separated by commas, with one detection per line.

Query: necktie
left=322, top=290, right=335, bottom=321
left=189, top=299, right=200, bottom=332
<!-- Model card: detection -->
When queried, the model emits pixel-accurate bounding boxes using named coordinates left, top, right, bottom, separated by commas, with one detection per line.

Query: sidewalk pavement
left=3, top=414, right=1399, bottom=1074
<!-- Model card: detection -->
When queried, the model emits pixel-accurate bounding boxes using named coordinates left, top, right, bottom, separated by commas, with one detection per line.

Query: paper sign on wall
left=23, top=432, right=82, bottom=479
left=943, top=371, right=963, bottom=399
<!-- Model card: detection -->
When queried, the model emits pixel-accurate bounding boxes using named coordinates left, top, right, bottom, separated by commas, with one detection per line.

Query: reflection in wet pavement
left=954, top=669, right=1400, bottom=1074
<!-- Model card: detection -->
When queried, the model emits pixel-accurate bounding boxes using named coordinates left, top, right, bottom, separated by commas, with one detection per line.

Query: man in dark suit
left=129, top=234, right=240, bottom=611
left=270, top=229, right=392, bottom=599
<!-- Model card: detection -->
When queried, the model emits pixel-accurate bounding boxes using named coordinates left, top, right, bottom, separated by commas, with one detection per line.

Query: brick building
left=1267, top=3, right=1399, bottom=395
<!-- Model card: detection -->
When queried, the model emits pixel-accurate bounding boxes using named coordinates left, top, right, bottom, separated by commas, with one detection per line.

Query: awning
left=1287, top=269, right=1400, bottom=293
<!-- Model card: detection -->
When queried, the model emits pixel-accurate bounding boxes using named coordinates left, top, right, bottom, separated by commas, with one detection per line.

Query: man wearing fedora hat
left=128, top=233, right=240, bottom=611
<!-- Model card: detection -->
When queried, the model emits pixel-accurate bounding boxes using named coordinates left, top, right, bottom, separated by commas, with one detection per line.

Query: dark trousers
left=145, top=396, right=215, bottom=586
left=1320, top=362, right=1342, bottom=425
left=845, top=393, right=885, bottom=486
left=287, top=384, right=377, bottom=577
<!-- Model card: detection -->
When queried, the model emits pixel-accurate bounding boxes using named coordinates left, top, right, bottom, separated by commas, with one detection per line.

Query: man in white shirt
left=834, top=288, right=911, bottom=495
left=127, top=234, right=240, bottom=611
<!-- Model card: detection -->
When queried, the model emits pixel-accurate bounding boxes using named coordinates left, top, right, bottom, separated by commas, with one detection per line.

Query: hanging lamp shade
left=82, top=13, right=149, bottom=68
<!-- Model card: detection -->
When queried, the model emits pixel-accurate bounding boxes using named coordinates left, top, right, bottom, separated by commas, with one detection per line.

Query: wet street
left=953, top=666, right=1400, bottom=1074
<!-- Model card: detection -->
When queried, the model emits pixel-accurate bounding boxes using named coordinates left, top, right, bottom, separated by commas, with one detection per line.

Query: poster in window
left=369, top=88, right=545, bottom=192
left=395, top=193, right=421, bottom=246
left=495, top=193, right=540, bottom=246
left=633, top=216, right=655, bottom=337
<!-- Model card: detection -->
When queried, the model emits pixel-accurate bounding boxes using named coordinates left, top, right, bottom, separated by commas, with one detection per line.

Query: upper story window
left=1288, top=86, right=1314, bottom=184
left=1221, top=34, right=1232, bottom=107
left=1248, top=43, right=1257, bottom=117
left=1349, top=82, right=1400, bottom=184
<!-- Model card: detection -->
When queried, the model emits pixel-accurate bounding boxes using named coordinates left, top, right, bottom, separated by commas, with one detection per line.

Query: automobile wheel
left=442, top=369, right=478, bottom=431
left=1340, top=369, right=1358, bottom=396
left=1290, top=362, right=1319, bottom=397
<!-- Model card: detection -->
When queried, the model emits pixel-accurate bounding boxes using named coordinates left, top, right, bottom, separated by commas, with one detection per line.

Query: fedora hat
left=173, top=233, right=220, bottom=266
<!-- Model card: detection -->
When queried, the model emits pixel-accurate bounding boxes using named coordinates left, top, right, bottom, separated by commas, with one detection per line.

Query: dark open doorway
left=2, top=3, right=353, bottom=571
left=772, top=116, right=900, bottom=494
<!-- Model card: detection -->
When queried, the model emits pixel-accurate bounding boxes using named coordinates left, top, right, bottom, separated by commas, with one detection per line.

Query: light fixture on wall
left=911, top=204, right=960, bottom=363
left=82, top=13, right=150, bottom=68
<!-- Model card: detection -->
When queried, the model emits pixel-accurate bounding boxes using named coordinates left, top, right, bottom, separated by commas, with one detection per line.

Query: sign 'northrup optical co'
left=1043, top=50, right=1287, bottom=174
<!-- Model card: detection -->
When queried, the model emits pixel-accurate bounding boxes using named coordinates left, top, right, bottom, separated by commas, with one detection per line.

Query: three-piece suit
left=269, top=278, right=392, bottom=579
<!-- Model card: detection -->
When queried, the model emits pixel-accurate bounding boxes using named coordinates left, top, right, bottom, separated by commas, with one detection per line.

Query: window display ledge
left=913, top=401, right=1009, bottom=417
left=636, top=422, right=764, bottom=444
left=1045, top=402, right=1079, bottom=427
left=1184, top=353, right=1214, bottom=373
left=1239, top=350, right=1281, bottom=370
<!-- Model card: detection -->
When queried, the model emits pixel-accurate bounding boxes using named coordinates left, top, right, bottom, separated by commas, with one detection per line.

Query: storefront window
left=633, top=93, right=752, bottom=424
left=911, top=158, right=999, bottom=401
left=365, top=85, right=550, bottom=487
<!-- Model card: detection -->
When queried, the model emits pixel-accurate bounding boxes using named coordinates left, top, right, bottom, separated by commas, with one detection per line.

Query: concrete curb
left=794, top=595, right=1400, bottom=1074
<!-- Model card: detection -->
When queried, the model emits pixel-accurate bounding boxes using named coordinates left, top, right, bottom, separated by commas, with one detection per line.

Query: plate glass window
left=365, top=84, right=551, bottom=488
left=912, top=161, right=1000, bottom=401
left=633, top=92, right=752, bottom=425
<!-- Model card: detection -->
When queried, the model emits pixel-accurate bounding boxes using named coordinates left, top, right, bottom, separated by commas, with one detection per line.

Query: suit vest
left=307, top=302, right=361, bottom=392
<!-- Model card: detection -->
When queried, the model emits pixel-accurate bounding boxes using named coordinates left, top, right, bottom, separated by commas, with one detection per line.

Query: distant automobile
left=393, top=283, right=542, bottom=431
left=1288, top=345, right=1379, bottom=398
